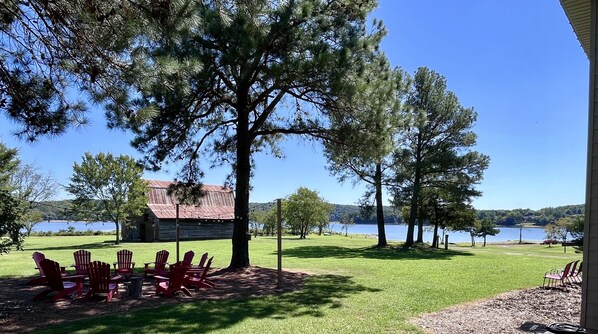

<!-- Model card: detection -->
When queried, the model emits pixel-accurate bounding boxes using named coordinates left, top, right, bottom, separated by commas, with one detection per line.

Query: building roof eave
left=561, top=0, right=592, bottom=58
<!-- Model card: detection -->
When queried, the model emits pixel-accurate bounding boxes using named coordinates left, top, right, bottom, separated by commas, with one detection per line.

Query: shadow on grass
left=31, top=240, right=118, bottom=251
left=280, top=245, right=473, bottom=260
left=35, top=274, right=378, bottom=334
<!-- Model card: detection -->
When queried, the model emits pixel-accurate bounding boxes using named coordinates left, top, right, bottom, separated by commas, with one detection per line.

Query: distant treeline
left=477, top=204, right=584, bottom=227
left=39, top=200, right=583, bottom=227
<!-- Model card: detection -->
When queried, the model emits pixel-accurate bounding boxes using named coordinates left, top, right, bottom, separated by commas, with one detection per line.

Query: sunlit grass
left=1, top=234, right=582, bottom=333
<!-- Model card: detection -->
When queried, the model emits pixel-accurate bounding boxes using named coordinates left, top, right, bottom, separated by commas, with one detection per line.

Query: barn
left=123, top=180, right=235, bottom=242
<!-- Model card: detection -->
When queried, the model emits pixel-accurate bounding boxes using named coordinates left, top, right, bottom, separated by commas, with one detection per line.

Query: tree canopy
left=392, top=67, right=489, bottom=247
left=65, top=152, right=147, bottom=244
left=325, top=58, right=406, bottom=247
left=283, top=187, right=332, bottom=239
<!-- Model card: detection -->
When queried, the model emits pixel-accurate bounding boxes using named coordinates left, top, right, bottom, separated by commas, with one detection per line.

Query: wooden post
left=277, top=199, right=282, bottom=289
left=176, top=203, right=180, bottom=262
left=444, top=235, right=449, bottom=250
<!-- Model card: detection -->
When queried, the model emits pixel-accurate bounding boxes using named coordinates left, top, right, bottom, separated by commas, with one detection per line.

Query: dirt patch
left=411, top=284, right=582, bottom=333
left=0, top=267, right=308, bottom=333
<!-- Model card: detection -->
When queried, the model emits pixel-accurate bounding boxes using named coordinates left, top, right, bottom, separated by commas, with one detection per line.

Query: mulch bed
left=411, top=284, right=583, bottom=334
left=0, top=267, right=308, bottom=333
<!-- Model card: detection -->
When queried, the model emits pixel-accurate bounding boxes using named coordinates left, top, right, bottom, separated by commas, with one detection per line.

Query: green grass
left=2, top=235, right=581, bottom=333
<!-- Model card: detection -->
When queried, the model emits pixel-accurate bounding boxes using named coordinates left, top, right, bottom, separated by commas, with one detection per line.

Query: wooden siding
left=584, top=1, right=598, bottom=330
left=156, top=220, right=234, bottom=241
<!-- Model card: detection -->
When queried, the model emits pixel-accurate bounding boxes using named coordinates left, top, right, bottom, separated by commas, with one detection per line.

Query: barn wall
left=156, top=219, right=234, bottom=241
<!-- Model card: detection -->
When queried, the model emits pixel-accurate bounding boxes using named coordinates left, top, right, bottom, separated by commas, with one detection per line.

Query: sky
left=0, top=0, right=589, bottom=210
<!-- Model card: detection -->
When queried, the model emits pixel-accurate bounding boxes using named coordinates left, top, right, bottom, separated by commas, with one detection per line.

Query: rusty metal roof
left=146, top=180, right=234, bottom=220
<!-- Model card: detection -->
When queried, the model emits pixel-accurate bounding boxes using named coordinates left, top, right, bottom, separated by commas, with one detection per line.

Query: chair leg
left=33, top=289, right=51, bottom=301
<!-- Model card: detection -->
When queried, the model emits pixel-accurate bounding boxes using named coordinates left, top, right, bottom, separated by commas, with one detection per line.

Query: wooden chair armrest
left=154, top=275, right=168, bottom=282
left=64, top=274, right=86, bottom=282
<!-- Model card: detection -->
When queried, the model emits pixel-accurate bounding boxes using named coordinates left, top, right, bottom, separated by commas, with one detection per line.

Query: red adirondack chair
left=86, top=261, right=122, bottom=302
left=72, top=249, right=91, bottom=276
left=144, top=250, right=169, bottom=278
left=27, top=252, right=66, bottom=285
left=191, top=252, right=208, bottom=270
left=572, top=262, right=583, bottom=283
left=182, top=250, right=195, bottom=266
left=185, top=256, right=215, bottom=289
left=155, top=261, right=191, bottom=297
left=113, top=249, right=135, bottom=277
left=33, top=259, right=84, bottom=302
left=543, top=261, right=575, bottom=289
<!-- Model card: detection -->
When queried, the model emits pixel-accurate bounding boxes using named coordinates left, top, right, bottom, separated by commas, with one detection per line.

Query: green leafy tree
left=0, top=142, right=22, bottom=253
left=87, top=1, right=384, bottom=268
left=392, top=67, right=489, bottom=247
left=249, top=206, right=278, bottom=237
left=0, top=190, right=22, bottom=253
left=283, top=187, right=332, bottom=239
left=65, top=152, right=147, bottom=244
left=339, top=212, right=355, bottom=237
left=1, top=1, right=385, bottom=268
left=569, top=216, right=584, bottom=241
left=476, top=218, right=499, bottom=247
left=325, top=58, right=406, bottom=247
left=10, top=163, right=58, bottom=236
left=544, top=222, right=559, bottom=247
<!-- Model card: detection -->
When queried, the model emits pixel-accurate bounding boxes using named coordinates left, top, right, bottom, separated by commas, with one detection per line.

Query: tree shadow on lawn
left=280, top=245, right=473, bottom=260
left=30, top=240, right=119, bottom=251
left=42, top=274, right=379, bottom=333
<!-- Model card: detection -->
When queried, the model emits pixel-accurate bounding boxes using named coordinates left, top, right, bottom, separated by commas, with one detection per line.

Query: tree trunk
left=432, top=220, right=439, bottom=248
left=519, top=223, right=523, bottom=244
left=470, top=232, right=475, bottom=246
left=416, top=217, right=424, bottom=243
left=405, top=166, right=421, bottom=248
left=374, top=163, right=387, bottom=247
left=115, top=222, right=120, bottom=245
left=483, top=235, right=487, bottom=247
left=229, top=110, right=251, bottom=269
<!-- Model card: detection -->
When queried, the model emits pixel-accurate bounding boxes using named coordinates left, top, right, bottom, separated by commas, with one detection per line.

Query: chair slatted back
left=569, top=260, right=580, bottom=278
left=73, top=250, right=91, bottom=275
left=40, top=259, right=65, bottom=291
left=116, top=250, right=134, bottom=270
left=182, top=251, right=195, bottom=266
left=562, top=261, right=574, bottom=278
left=198, top=257, right=213, bottom=282
left=154, top=250, right=169, bottom=272
left=169, top=261, right=189, bottom=290
left=33, top=252, right=46, bottom=276
left=88, top=261, right=112, bottom=293
left=196, top=252, right=208, bottom=269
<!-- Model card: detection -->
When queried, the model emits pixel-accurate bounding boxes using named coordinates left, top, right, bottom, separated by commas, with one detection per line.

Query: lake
left=30, top=221, right=115, bottom=232
left=329, top=223, right=552, bottom=243
left=30, top=221, right=554, bottom=244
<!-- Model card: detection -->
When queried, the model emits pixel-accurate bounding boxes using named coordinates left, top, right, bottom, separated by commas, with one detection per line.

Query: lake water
left=30, top=221, right=552, bottom=243
left=329, top=223, right=551, bottom=243
left=30, top=221, right=115, bottom=232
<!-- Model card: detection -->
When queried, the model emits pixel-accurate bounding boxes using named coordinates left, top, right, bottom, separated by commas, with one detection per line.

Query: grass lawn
left=2, top=235, right=581, bottom=333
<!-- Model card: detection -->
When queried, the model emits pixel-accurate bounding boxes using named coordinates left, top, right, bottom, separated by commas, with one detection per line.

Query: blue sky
left=0, top=0, right=589, bottom=210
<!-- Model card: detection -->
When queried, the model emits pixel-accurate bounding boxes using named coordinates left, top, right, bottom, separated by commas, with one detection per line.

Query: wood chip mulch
left=411, top=284, right=582, bottom=333
left=0, top=267, right=308, bottom=333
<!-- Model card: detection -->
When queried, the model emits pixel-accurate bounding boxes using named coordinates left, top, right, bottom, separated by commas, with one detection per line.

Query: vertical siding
left=585, top=1, right=598, bottom=330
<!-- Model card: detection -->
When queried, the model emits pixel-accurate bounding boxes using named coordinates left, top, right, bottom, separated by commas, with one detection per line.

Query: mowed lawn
left=1, top=235, right=581, bottom=333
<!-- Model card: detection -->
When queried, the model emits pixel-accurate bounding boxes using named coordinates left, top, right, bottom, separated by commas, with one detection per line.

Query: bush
left=542, top=239, right=559, bottom=245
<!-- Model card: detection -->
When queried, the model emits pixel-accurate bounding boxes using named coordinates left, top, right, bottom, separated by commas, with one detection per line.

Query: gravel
left=411, top=285, right=582, bottom=333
